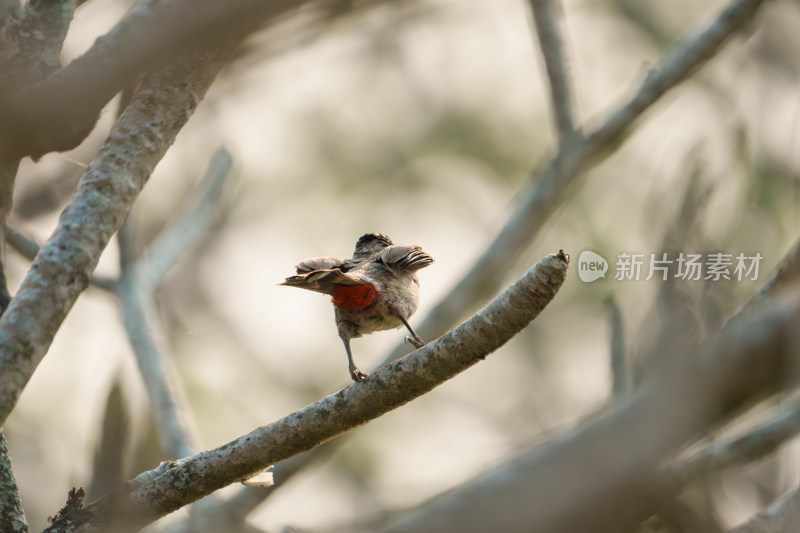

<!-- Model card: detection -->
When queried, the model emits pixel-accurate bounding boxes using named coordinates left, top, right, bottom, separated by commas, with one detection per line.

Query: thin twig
left=606, top=297, right=627, bottom=398
left=382, top=0, right=768, bottom=366
left=116, top=267, right=196, bottom=460
left=728, top=487, right=800, bottom=533
left=0, top=40, right=235, bottom=428
left=528, top=0, right=577, bottom=143
left=69, top=251, right=569, bottom=533
left=137, top=147, right=233, bottom=290
left=0, top=428, right=27, bottom=533
left=728, top=235, right=800, bottom=327
left=671, top=397, right=800, bottom=483
left=115, top=148, right=233, bottom=459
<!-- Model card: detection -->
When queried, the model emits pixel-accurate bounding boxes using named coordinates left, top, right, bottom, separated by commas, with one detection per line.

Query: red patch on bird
left=332, top=284, right=378, bottom=309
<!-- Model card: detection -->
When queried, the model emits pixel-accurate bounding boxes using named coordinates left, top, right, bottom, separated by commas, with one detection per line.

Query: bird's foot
left=405, top=335, right=426, bottom=349
left=350, top=367, right=368, bottom=382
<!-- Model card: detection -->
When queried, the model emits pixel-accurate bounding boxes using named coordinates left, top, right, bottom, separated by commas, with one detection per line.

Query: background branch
left=382, top=286, right=800, bottom=533
left=116, top=240, right=197, bottom=461
left=672, top=397, right=800, bottom=484
left=0, top=41, right=235, bottom=428
left=728, top=488, right=800, bottom=533
left=113, top=148, right=232, bottom=460
left=606, top=296, right=628, bottom=398
left=72, top=251, right=569, bottom=532
left=0, top=0, right=311, bottom=164
left=136, top=148, right=233, bottom=290
left=0, top=0, right=78, bottom=314
left=528, top=0, right=577, bottom=143
left=383, top=0, right=768, bottom=366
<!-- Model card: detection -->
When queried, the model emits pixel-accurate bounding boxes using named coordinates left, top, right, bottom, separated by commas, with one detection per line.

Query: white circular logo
left=578, top=250, right=608, bottom=282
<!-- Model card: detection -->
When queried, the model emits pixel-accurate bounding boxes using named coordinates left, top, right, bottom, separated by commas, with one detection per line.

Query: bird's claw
left=405, top=335, right=426, bottom=349
left=350, top=368, right=368, bottom=382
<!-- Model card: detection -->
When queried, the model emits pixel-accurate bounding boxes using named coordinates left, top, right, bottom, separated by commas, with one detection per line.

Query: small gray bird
left=281, top=233, right=434, bottom=382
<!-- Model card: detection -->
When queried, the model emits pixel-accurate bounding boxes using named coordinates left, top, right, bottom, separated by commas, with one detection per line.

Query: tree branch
left=381, top=286, right=800, bottom=533
left=671, top=396, right=800, bottom=483
left=69, top=250, right=569, bottom=532
left=528, top=0, right=577, bottom=143
left=4, top=226, right=118, bottom=292
left=729, top=235, right=800, bottom=326
left=0, top=41, right=235, bottom=427
left=0, top=0, right=307, bottom=164
left=0, top=0, right=78, bottom=314
left=137, top=148, right=233, bottom=290
left=728, top=488, right=800, bottom=533
left=115, top=148, right=232, bottom=460
left=0, top=428, right=27, bottom=533
left=383, top=0, right=769, bottom=365
left=116, top=259, right=197, bottom=461
left=606, top=296, right=628, bottom=398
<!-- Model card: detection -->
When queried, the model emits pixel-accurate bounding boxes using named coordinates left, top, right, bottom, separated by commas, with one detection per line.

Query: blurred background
left=4, top=0, right=800, bottom=531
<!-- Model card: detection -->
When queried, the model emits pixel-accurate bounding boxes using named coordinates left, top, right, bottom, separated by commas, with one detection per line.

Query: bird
left=281, top=233, right=434, bottom=382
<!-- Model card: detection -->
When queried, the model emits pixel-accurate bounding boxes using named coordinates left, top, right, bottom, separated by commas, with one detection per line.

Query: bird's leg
left=341, top=335, right=368, bottom=382
left=398, top=316, right=425, bottom=349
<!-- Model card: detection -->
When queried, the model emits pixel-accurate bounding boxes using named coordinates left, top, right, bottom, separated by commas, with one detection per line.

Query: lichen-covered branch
left=0, top=0, right=78, bottom=313
left=0, top=42, right=235, bottom=427
left=384, top=0, right=769, bottom=365
left=0, top=429, right=27, bottom=533
left=66, top=250, right=568, bottom=533
left=528, top=0, right=577, bottom=143
left=382, top=287, right=800, bottom=533
left=4, top=226, right=118, bottom=292
left=0, top=0, right=77, bottom=88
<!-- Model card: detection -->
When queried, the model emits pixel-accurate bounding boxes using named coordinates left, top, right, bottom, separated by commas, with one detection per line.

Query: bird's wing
left=294, top=256, right=345, bottom=274
left=281, top=265, right=366, bottom=295
left=380, top=244, right=434, bottom=272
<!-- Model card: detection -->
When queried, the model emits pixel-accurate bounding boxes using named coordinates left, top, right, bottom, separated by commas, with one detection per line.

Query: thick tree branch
left=384, top=0, right=769, bottom=365
left=0, top=428, right=27, bottom=533
left=381, top=286, right=800, bottom=533
left=0, top=0, right=78, bottom=314
left=67, top=250, right=568, bottom=533
left=528, top=0, right=577, bottom=143
left=4, top=226, right=117, bottom=292
left=0, top=0, right=307, bottom=164
left=0, top=0, right=77, bottom=89
left=0, top=42, right=235, bottom=427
